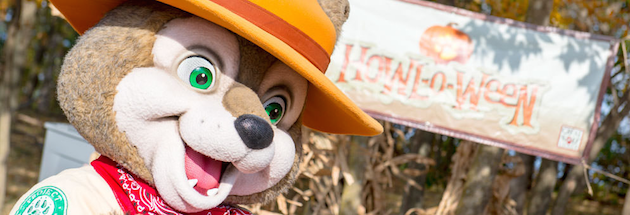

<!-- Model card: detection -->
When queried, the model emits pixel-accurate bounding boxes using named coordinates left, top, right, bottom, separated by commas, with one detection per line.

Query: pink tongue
left=184, top=146, right=222, bottom=194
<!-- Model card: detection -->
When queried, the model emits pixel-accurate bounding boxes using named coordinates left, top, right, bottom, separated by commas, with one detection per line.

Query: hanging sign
left=325, top=0, right=619, bottom=164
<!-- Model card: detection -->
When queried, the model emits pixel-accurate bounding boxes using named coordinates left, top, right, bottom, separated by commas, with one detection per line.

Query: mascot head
left=53, top=0, right=382, bottom=212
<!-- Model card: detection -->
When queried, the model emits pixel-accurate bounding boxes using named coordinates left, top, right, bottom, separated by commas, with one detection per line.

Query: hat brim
left=51, top=0, right=383, bottom=136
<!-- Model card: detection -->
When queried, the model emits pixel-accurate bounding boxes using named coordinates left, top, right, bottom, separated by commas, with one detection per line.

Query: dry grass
left=246, top=122, right=435, bottom=215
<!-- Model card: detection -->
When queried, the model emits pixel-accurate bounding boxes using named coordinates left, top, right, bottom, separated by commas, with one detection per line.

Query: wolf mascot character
left=10, top=0, right=382, bottom=214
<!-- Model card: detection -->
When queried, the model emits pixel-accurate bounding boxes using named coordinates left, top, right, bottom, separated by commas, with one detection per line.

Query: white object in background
left=39, top=122, right=95, bottom=182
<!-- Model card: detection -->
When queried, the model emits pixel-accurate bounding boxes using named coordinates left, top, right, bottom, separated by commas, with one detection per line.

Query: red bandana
left=91, top=156, right=251, bottom=215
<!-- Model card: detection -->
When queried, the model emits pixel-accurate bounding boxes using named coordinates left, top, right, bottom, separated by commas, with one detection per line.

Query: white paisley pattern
left=116, top=167, right=250, bottom=215
left=118, top=168, right=180, bottom=215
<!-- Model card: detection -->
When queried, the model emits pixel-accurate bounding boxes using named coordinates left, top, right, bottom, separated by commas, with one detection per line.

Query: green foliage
left=590, top=133, right=629, bottom=204
left=1, top=0, right=78, bottom=116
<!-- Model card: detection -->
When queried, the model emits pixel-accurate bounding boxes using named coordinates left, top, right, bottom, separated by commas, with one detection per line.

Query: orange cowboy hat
left=50, top=0, right=383, bottom=136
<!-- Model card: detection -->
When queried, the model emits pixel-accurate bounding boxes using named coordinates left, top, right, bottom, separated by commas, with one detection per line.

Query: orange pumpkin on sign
left=419, top=24, right=474, bottom=64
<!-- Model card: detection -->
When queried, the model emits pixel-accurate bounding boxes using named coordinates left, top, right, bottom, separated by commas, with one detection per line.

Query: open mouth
left=184, top=146, right=229, bottom=196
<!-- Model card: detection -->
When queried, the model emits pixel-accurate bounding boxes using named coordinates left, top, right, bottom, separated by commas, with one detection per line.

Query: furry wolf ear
left=318, top=0, right=350, bottom=39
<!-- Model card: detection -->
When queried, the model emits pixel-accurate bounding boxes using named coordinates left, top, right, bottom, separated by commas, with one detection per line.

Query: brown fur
left=58, top=1, right=190, bottom=183
left=57, top=0, right=349, bottom=206
left=234, top=36, right=278, bottom=91
left=222, top=83, right=270, bottom=121
left=319, top=0, right=351, bottom=38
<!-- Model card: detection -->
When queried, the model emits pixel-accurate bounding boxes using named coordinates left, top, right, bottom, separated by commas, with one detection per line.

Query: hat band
left=209, top=0, right=331, bottom=72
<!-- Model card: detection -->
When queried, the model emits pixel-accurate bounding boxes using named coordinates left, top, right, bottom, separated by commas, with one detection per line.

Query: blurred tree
left=399, top=130, right=434, bottom=213
left=435, top=140, right=477, bottom=214
left=527, top=158, right=558, bottom=215
left=0, top=1, right=76, bottom=212
left=549, top=0, right=630, bottom=214
left=25, top=1, right=76, bottom=114
left=432, top=0, right=550, bottom=214
left=340, top=136, right=368, bottom=214
left=425, top=0, right=510, bottom=213
left=550, top=0, right=628, bottom=37
left=508, top=153, right=534, bottom=214
left=521, top=1, right=559, bottom=215
left=460, top=0, right=529, bottom=21
left=454, top=145, right=504, bottom=215
left=451, top=1, right=550, bottom=212
left=0, top=0, right=37, bottom=212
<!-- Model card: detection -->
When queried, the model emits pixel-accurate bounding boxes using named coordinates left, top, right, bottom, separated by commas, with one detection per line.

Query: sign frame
left=349, top=0, right=620, bottom=164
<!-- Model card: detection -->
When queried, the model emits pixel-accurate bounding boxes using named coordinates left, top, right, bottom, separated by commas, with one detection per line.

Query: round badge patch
left=15, top=186, right=67, bottom=215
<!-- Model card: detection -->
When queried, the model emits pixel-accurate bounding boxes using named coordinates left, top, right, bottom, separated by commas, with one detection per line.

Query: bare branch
left=611, top=79, right=620, bottom=107
left=622, top=41, right=629, bottom=76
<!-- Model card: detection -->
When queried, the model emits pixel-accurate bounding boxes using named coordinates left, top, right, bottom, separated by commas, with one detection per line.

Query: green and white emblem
left=15, top=186, right=67, bottom=215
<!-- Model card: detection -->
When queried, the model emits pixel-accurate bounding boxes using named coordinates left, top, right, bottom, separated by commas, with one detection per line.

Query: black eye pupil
left=269, top=108, right=280, bottom=119
left=196, top=73, right=208, bottom=85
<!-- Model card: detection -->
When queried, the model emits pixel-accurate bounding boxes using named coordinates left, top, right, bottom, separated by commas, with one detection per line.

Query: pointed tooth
left=206, top=188, right=218, bottom=196
left=188, top=179, right=198, bottom=187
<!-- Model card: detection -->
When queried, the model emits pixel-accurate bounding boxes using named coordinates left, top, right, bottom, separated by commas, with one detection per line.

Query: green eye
left=263, top=97, right=286, bottom=125
left=189, top=67, right=213, bottom=89
left=177, top=56, right=217, bottom=90
left=265, top=103, right=283, bottom=124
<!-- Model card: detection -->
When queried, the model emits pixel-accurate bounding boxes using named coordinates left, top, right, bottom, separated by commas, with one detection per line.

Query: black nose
left=234, top=114, right=274, bottom=149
